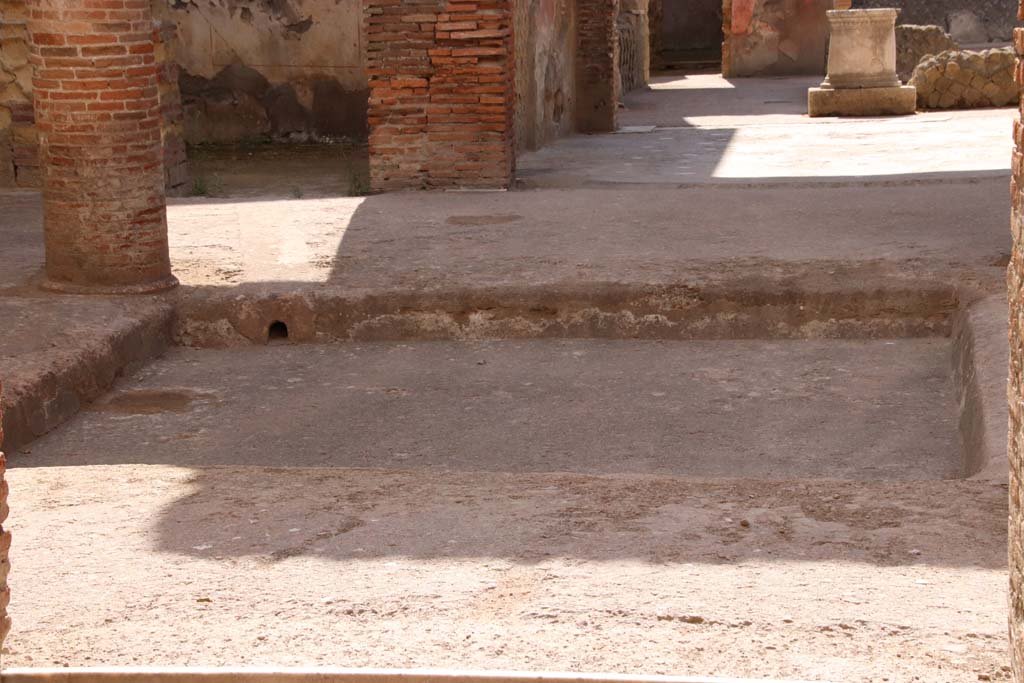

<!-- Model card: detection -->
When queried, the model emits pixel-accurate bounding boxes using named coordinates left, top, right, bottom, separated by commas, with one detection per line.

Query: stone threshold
left=0, top=668, right=829, bottom=683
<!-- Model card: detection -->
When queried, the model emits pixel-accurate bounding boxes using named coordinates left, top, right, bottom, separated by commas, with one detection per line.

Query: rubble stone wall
left=896, top=24, right=959, bottom=82
left=618, top=3, right=646, bottom=93
left=0, top=0, right=39, bottom=187
left=911, top=47, right=1019, bottom=109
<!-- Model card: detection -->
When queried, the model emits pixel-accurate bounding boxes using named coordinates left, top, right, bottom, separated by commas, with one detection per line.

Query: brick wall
left=1010, top=18, right=1024, bottom=683
left=1, top=0, right=40, bottom=187
left=28, top=0, right=176, bottom=293
left=365, top=0, right=515, bottom=190
left=0, top=381, right=10, bottom=651
left=576, top=0, right=619, bottom=132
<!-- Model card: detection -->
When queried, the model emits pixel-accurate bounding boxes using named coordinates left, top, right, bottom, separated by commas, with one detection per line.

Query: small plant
left=190, top=175, right=209, bottom=197
left=347, top=173, right=369, bottom=197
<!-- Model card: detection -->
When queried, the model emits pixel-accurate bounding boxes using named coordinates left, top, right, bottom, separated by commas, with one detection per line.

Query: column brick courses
left=28, top=0, right=175, bottom=292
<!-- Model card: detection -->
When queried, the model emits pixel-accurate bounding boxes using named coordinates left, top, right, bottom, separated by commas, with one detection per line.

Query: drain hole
left=267, top=321, right=289, bottom=343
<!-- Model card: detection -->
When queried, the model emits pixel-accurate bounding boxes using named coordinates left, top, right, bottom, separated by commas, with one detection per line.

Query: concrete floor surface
left=18, top=341, right=961, bottom=480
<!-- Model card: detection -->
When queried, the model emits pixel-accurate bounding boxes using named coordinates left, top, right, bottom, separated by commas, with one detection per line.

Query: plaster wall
left=154, top=0, right=369, bottom=142
left=723, top=0, right=832, bottom=77
left=514, top=0, right=576, bottom=152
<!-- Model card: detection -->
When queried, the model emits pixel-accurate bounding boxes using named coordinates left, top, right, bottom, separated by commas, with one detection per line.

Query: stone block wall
left=576, top=0, right=619, bottom=132
left=0, top=381, right=9, bottom=651
left=1, top=0, right=39, bottom=188
left=722, top=0, right=833, bottom=77
left=911, top=47, right=1019, bottom=108
left=365, top=0, right=515, bottom=190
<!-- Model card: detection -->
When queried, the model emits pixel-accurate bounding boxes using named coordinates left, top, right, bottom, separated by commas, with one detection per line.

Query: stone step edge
left=0, top=667, right=830, bottom=683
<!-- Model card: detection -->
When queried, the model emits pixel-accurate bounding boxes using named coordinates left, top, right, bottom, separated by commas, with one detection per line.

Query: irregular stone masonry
left=1010, top=20, right=1024, bottom=683
left=1, top=0, right=40, bottom=187
left=154, top=20, right=189, bottom=196
left=0, top=382, right=9, bottom=651
left=911, top=47, right=1020, bottom=109
left=28, top=0, right=176, bottom=292
left=895, top=24, right=959, bottom=83
left=365, top=0, right=515, bottom=190
left=576, top=0, right=619, bottom=132
left=617, top=5, right=645, bottom=93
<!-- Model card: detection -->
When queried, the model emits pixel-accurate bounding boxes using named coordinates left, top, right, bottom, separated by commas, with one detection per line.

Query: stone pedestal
left=808, top=8, right=916, bottom=116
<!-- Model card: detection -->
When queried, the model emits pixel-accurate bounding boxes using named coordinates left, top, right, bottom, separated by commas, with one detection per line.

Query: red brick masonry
left=366, top=0, right=515, bottom=190
left=576, top=0, right=619, bottom=132
left=28, top=0, right=175, bottom=292
left=0, top=382, right=10, bottom=650
left=1009, top=17, right=1024, bottom=683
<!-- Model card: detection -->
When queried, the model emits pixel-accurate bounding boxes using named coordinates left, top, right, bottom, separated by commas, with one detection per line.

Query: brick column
left=1010, top=21, right=1024, bottom=683
left=28, top=0, right=176, bottom=293
left=576, top=0, right=619, bottom=133
left=365, top=0, right=515, bottom=191
left=0, top=382, right=10, bottom=650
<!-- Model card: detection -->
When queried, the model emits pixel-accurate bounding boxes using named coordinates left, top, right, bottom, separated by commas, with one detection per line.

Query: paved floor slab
left=519, top=76, right=1015, bottom=187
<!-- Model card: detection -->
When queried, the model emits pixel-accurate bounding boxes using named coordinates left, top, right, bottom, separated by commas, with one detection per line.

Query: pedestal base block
left=808, top=85, right=917, bottom=117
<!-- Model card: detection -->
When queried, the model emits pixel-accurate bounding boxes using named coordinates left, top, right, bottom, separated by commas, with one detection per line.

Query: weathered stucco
left=514, top=0, right=576, bottom=152
left=723, top=0, right=833, bottom=77
left=154, top=0, right=369, bottom=142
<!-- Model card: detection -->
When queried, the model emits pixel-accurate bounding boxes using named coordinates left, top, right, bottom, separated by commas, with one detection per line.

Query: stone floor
left=0, top=75, right=1017, bottom=681
left=518, top=74, right=1016, bottom=186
